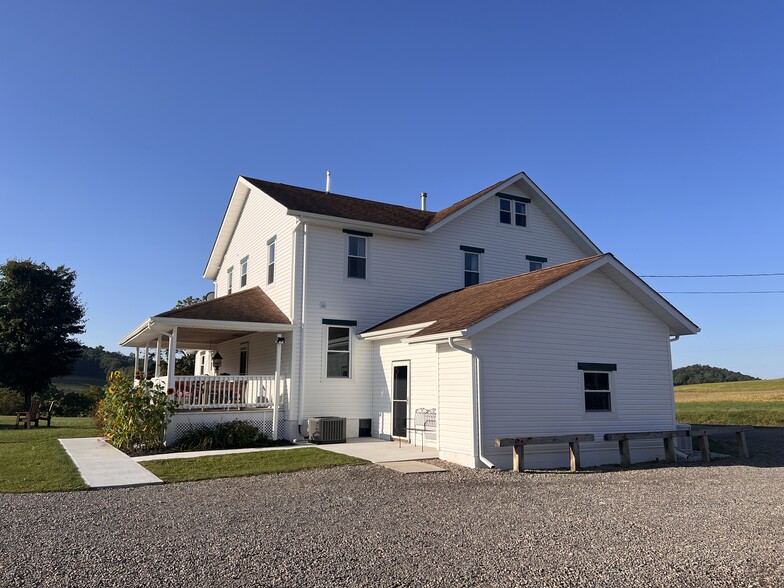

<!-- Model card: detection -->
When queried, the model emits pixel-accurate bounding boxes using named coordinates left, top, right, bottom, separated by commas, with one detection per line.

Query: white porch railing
left=153, top=375, right=278, bottom=410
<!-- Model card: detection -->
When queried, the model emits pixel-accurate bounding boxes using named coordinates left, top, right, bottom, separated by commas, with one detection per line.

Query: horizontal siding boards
left=217, top=189, right=296, bottom=318
left=436, top=344, right=475, bottom=459
left=474, top=271, right=674, bottom=468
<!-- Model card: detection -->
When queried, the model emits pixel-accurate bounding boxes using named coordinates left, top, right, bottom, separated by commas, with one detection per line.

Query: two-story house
left=119, top=171, right=699, bottom=469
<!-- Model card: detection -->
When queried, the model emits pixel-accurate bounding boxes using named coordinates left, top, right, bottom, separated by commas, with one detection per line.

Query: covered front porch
left=119, top=288, right=294, bottom=440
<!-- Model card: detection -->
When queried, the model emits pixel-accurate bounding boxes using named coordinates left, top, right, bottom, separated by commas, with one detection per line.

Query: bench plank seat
left=495, top=434, right=595, bottom=472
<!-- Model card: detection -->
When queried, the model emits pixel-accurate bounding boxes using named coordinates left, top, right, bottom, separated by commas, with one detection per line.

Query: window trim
left=240, top=256, right=249, bottom=288
left=463, top=250, right=480, bottom=287
left=526, top=255, right=548, bottom=272
left=226, top=266, right=234, bottom=294
left=497, top=193, right=530, bottom=227
left=323, top=322, right=354, bottom=379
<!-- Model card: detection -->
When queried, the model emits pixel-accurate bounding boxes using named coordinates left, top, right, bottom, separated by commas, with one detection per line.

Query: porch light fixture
left=212, top=351, right=223, bottom=370
left=276, top=333, right=285, bottom=344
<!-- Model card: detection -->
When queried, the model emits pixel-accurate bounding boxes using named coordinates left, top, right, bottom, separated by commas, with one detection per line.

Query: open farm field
left=675, top=378, right=784, bottom=427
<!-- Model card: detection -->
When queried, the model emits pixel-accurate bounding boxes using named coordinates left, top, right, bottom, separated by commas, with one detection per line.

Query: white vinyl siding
left=216, top=184, right=296, bottom=317
left=435, top=344, right=475, bottom=465
left=475, top=271, right=675, bottom=470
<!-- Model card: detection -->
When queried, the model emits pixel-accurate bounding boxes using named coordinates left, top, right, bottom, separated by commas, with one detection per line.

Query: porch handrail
left=162, top=375, right=279, bottom=410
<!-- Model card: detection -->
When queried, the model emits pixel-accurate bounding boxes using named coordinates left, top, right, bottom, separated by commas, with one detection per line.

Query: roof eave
left=359, top=322, right=436, bottom=340
left=290, top=210, right=428, bottom=238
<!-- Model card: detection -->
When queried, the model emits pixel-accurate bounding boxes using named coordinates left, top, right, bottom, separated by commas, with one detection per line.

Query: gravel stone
left=1, top=427, right=783, bottom=587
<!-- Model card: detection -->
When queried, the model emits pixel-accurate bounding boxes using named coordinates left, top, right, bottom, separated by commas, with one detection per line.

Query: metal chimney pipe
left=325, top=170, right=331, bottom=194
left=420, top=191, right=427, bottom=211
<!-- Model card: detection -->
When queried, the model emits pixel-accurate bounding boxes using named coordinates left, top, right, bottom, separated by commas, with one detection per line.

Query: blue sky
left=1, top=1, right=782, bottom=378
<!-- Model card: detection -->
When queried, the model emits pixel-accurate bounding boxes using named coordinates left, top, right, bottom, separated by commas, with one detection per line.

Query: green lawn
left=675, top=378, right=784, bottom=427
left=142, top=447, right=367, bottom=483
left=0, top=415, right=99, bottom=493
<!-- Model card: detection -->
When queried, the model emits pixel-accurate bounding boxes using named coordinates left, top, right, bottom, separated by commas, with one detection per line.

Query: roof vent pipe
left=325, top=170, right=331, bottom=194
left=420, top=191, right=427, bottom=211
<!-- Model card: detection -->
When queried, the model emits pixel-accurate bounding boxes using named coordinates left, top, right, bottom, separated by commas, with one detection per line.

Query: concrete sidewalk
left=60, top=438, right=163, bottom=489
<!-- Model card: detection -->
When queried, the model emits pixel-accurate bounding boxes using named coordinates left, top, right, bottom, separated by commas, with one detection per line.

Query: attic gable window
left=498, top=193, right=530, bottom=227
left=344, top=230, right=372, bottom=280
left=240, top=256, right=249, bottom=288
left=227, top=266, right=234, bottom=294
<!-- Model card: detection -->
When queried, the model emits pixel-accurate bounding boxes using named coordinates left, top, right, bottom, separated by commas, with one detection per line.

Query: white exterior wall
left=215, top=186, right=297, bottom=318
left=371, top=339, right=439, bottom=439
left=435, top=344, right=476, bottom=467
left=474, top=271, right=676, bottom=469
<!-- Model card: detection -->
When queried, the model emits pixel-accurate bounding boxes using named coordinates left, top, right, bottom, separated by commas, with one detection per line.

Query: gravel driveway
left=1, top=427, right=783, bottom=587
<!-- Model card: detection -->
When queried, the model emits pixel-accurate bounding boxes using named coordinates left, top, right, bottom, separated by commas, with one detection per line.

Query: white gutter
left=448, top=337, right=495, bottom=469
left=296, top=219, right=309, bottom=429
left=670, top=335, right=680, bottom=343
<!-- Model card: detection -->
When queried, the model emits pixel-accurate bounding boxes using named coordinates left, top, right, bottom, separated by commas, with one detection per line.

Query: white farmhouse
left=120, top=171, right=699, bottom=469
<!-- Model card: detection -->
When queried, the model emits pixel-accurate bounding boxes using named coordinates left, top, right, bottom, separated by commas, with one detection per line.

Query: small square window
left=347, top=235, right=367, bottom=279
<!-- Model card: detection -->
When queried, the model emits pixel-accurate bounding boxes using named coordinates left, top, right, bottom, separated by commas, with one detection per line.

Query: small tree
left=0, top=260, right=85, bottom=409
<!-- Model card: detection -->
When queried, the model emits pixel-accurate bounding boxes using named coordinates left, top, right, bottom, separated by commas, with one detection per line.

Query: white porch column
left=273, top=334, right=284, bottom=440
left=133, top=347, right=139, bottom=379
left=166, top=327, right=178, bottom=391
left=143, top=344, right=149, bottom=378
left=154, top=336, right=162, bottom=378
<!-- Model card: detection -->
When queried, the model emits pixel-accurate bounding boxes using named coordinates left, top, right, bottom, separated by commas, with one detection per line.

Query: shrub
left=100, top=371, right=175, bottom=452
left=40, top=385, right=104, bottom=417
left=0, top=387, right=23, bottom=415
left=176, top=420, right=268, bottom=451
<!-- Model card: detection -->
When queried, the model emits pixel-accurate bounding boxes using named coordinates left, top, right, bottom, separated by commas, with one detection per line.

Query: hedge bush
left=176, top=420, right=268, bottom=451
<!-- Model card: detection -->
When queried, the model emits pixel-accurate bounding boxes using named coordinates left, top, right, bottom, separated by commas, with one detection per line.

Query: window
left=498, top=193, right=529, bottom=227
left=239, top=343, right=248, bottom=376
left=267, top=238, right=276, bottom=285
left=240, top=256, right=248, bottom=287
left=326, top=326, right=351, bottom=378
left=460, top=245, right=484, bottom=287
left=347, top=235, right=367, bottom=279
left=579, top=362, right=616, bottom=412
left=227, top=266, right=234, bottom=294
left=199, top=352, right=206, bottom=375
left=464, top=252, right=480, bottom=286
left=526, top=255, right=547, bottom=272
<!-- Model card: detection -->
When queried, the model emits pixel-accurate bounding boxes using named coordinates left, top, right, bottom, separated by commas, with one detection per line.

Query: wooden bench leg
left=618, top=439, right=631, bottom=467
left=513, top=444, right=524, bottom=472
left=698, top=434, right=711, bottom=462
left=736, top=431, right=749, bottom=459
left=663, top=436, right=677, bottom=463
left=569, top=441, right=580, bottom=472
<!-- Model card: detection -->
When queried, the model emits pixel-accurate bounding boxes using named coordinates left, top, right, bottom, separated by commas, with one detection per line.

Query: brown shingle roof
left=241, top=173, right=521, bottom=231
left=155, top=287, right=290, bottom=324
left=365, top=255, right=606, bottom=337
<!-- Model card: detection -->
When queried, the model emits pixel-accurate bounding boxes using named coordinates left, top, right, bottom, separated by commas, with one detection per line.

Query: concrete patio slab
left=315, top=437, right=439, bottom=463
left=60, top=438, right=163, bottom=489
left=379, top=460, right=447, bottom=473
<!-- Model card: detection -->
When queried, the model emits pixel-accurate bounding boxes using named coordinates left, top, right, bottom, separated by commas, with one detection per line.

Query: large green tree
left=0, top=260, right=86, bottom=409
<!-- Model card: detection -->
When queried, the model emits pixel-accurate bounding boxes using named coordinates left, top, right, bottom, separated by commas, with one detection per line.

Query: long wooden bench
left=495, top=434, right=595, bottom=472
left=604, top=426, right=752, bottom=466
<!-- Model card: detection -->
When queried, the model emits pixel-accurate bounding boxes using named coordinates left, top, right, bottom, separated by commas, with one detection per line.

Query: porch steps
left=60, top=438, right=163, bottom=489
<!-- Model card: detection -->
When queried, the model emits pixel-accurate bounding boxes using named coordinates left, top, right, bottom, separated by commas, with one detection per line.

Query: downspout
left=669, top=335, right=680, bottom=343
left=448, top=337, right=495, bottom=468
left=296, top=220, right=309, bottom=432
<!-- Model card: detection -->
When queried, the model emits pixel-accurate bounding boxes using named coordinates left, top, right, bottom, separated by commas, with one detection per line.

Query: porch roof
left=119, top=287, right=292, bottom=349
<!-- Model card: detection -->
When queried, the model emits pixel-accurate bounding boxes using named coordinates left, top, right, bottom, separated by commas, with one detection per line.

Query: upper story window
left=498, top=193, right=530, bottom=227
left=578, top=362, right=617, bottom=413
left=267, top=235, right=276, bottom=285
left=344, top=230, right=371, bottom=280
left=227, top=266, right=234, bottom=294
left=460, top=245, right=484, bottom=287
left=323, top=319, right=357, bottom=378
left=240, top=256, right=249, bottom=288
left=526, top=255, right=547, bottom=272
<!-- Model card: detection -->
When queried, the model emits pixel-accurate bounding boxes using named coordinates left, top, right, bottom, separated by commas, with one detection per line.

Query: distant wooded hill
left=673, top=364, right=759, bottom=386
